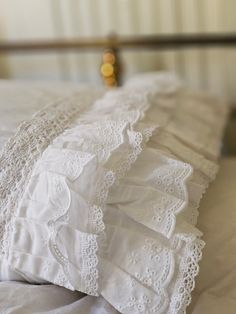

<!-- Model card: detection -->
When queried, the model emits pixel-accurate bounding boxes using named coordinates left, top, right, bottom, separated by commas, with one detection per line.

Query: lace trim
left=169, top=236, right=205, bottom=314
left=0, top=92, right=99, bottom=256
left=7, top=85, right=160, bottom=295
left=48, top=87, right=160, bottom=294
left=115, top=131, right=143, bottom=180
left=98, top=75, right=227, bottom=313
left=80, top=233, right=99, bottom=295
left=82, top=78, right=225, bottom=311
left=113, top=151, right=194, bottom=240
left=151, top=159, right=193, bottom=238
left=86, top=124, right=157, bottom=295
left=104, top=150, right=207, bottom=313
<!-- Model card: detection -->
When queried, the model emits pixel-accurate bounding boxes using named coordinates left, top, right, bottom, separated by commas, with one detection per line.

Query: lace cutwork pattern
left=169, top=236, right=205, bottom=314
left=46, top=89, right=158, bottom=294
left=0, top=92, right=100, bottom=256
left=3, top=82, right=162, bottom=296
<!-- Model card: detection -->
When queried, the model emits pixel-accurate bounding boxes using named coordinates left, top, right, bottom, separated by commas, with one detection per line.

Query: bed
left=0, top=34, right=235, bottom=314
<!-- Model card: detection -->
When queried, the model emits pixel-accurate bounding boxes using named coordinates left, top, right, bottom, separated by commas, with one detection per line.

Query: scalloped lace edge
left=89, top=126, right=156, bottom=295
left=169, top=237, right=205, bottom=314
left=168, top=163, right=214, bottom=313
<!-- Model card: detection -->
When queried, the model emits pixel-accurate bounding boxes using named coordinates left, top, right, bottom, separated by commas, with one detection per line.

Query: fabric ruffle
left=0, top=73, right=229, bottom=314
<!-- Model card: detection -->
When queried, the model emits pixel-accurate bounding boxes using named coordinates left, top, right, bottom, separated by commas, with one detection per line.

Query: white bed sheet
left=189, top=157, right=236, bottom=314
left=0, top=281, right=118, bottom=314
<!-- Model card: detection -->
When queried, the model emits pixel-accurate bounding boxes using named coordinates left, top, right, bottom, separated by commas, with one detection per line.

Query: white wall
left=0, top=0, right=236, bottom=101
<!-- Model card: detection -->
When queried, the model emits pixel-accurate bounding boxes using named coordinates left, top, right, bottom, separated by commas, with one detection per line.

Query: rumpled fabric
left=0, top=281, right=118, bottom=314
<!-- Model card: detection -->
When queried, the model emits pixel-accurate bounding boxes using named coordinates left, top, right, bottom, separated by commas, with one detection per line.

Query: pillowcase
left=0, top=73, right=228, bottom=314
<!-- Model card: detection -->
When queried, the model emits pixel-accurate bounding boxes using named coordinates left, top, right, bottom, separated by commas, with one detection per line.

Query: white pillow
left=0, top=73, right=228, bottom=314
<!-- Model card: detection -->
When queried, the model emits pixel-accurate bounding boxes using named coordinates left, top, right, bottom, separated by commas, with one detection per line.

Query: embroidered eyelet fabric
left=0, top=74, right=229, bottom=314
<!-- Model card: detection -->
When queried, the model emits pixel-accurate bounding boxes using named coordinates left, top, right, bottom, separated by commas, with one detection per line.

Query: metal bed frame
left=0, top=33, right=236, bottom=86
left=1, top=33, right=236, bottom=51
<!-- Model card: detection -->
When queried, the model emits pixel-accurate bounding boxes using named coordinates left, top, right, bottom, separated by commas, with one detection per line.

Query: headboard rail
left=1, top=34, right=236, bottom=52
left=1, top=33, right=236, bottom=86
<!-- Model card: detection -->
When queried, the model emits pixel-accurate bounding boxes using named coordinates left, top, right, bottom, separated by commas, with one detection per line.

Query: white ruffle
left=5, top=76, right=166, bottom=294
left=0, top=73, right=229, bottom=314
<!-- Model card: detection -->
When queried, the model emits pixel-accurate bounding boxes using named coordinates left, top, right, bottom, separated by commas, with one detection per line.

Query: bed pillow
left=0, top=73, right=228, bottom=314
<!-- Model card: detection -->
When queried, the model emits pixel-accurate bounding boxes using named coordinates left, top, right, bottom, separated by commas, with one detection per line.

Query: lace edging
left=89, top=127, right=156, bottom=295
left=0, top=93, right=98, bottom=258
left=168, top=161, right=212, bottom=314
left=81, top=91, right=159, bottom=295
left=44, top=90, right=158, bottom=295
left=80, top=233, right=100, bottom=295
left=169, top=237, right=205, bottom=314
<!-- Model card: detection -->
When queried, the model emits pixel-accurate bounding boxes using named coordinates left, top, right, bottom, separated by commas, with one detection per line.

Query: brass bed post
left=100, top=34, right=122, bottom=87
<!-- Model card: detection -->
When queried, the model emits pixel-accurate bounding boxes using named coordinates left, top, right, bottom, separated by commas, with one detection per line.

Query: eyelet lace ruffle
left=2, top=79, right=163, bottom=295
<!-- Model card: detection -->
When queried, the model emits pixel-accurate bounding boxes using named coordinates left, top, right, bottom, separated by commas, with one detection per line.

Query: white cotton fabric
left=0, top=74, right=229, bottom=314
left=188, top=157, right=236, bottom=314
left=0, top=159, right=235, bottom=314
left=0, top=80, right=104, bottom=150
left=0, top=281, right=119, bottom=314
left=0, top=80, right=105, bottom=283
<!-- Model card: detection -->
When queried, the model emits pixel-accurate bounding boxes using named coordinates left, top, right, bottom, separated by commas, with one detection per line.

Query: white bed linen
left=0, top=76, right=230, bottom=313
left=0, top=80, right=104, bottom=149
left=0, top=158, right=235, bottom=314
left=0, top=281, right=118, bottom=314
left=189, top=157, right=236, bottom=314
left=0, top=80, right=105, bottom=282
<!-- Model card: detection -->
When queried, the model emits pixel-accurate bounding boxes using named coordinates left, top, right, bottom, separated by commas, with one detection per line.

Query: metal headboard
left=0, top=33, right=236, bottom=86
